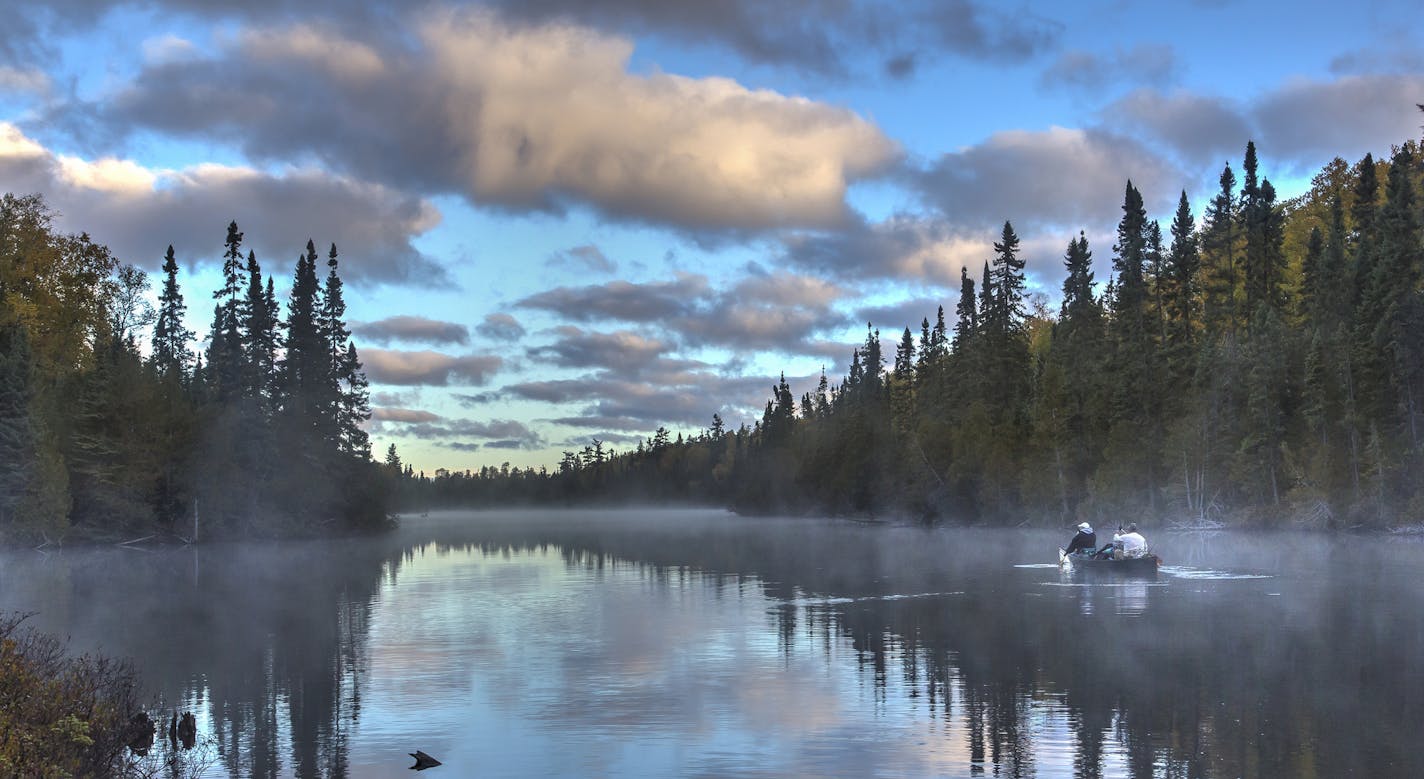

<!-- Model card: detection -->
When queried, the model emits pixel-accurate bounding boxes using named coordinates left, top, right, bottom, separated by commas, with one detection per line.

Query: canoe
left=1058, top=548, right=1160, bottom=576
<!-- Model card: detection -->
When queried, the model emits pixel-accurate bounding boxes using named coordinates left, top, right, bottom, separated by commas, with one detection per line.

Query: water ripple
left=1160, top=567, right=1274, bottom=580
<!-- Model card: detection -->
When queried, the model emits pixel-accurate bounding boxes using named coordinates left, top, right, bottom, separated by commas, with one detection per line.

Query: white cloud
left=1253, top=74, right=1424, bottom=165
left=1103, top=89, right=1250, bottom=166
left=362, top=348, right=502, bottom=386
left=56, top=155, right=156, bottom=194
left=0, top=65, right=49, bottom=95
left=371, top=407, right=443, bottom=423
left=780, top=214, right=994, bottom=287
left=0, top=122, right=446, bottom=284
left=419, top=9, right=901, bottom=230
left=140, top=34, right=199, bottom=66
left=105, top=9, right=902, bottom=235
left=238, top=25, right=386, bottom=81
left=917, top=126, right=1181, bottom=231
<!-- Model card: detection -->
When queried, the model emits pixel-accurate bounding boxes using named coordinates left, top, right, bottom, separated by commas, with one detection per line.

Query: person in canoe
left=1088, top=522, right=1148, bottom=559
left=1063, top=522, right=1097, bottom=557
left=1116, top=523, right=1147, bottom=558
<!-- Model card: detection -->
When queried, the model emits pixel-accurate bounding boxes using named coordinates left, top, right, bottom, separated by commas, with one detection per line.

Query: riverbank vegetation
left=399, top=137, right=1424, bottom=529
left=0, top=197, right=392, bottom=544
left=0, top=612, right=213, bottom=778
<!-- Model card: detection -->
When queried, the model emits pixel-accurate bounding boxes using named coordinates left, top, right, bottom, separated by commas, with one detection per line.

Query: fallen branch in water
left=1166, top=515, right=1225, bottom=531
left=117, top=535, right=156, bottom=548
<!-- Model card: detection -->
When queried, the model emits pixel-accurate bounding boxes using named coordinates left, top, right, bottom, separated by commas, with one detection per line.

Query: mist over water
left=1, top=510, right=1420, bottom=777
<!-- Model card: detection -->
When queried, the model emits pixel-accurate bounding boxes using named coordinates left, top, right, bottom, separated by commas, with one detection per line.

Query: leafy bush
left=0, top=613, right=219, bottom=778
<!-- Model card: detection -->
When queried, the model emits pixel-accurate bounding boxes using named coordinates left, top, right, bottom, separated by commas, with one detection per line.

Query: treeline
left=0, top=194, right=392, bottom=543
left=403, top=137, right=1424, bottom=528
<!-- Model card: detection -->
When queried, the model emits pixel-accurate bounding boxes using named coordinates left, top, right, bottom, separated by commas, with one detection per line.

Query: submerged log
left=126, top=712, right=155, bottom=755
left=178, top=712, right=197, bottom=750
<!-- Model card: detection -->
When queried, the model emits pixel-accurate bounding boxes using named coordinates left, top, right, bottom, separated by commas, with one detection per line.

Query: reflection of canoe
left=1058, top=548, right=1160, bottom=576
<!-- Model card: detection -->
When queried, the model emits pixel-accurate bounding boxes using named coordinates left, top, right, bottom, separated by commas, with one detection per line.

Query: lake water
left=1, top=509, right=1421, bottom=778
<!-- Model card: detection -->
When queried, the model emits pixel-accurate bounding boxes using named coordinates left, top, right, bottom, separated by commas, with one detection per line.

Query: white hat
left=1077, top=522, right=1092, bottom=532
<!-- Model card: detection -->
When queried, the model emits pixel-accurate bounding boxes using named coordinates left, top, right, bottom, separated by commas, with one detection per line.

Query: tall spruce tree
left=339, top=343, right=372, bottom=458
left=1368, top=144, right=1423, bottom=449
left=1103, top=181, right=1162, bottom=511
left=1060, top=232, right=1099, bottom=328
left=953, top=268, right=977, bottom=352
left=281, top=240, right=327, bottom=433
left=988, top=221, right=1026, bottom=340
left=321, top=243, right=350, bottom=377
left=240, top=250, right=278, bottom=405
left=1048, top=231, right=1106, bottom=515
left=320, top=243, right=366, bottom=456
left=207, top=222, right=246, bottom=400
left=1201, top=164, right=1240, bottom=334
left=151, top=245, right=193, bottom=379
left=1110, top=182, right=1149, bottom=332
left=1240, top=143, right=1285, bottom=319
left=977, top=261, right=995, bottom=337
left=1350, top=153, right=1390, bottom=432
left=1164, top=192, right=1200, bottom=355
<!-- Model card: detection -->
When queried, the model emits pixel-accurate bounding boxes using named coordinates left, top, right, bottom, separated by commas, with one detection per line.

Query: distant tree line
left=401, top=136, right=1424, bottom=529
left=0, top=195, right=392, bottom=543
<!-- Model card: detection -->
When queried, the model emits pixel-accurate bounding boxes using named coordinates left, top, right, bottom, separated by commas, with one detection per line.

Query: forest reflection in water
left=0, top=509, right=1421, bottom=778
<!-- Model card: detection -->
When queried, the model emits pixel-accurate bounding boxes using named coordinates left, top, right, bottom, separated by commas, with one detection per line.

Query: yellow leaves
left=0, top=616, right=136, bottom=777
left=48, top=714, right=94, bottom=749
left=0, top=194, right=118, bottom=380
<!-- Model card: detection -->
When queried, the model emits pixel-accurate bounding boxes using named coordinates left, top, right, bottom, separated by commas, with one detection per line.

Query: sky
left=2, top=0, right=1422, bottom=474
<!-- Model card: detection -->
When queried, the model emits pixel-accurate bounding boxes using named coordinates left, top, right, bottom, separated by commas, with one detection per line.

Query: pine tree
left=1046, top=232, right=1106, bottom=516
left=929, top=306, right=948, bottom=361
left=1060, top=232, right=1098, bottom=326
left=151, top=245, right=193, bottom=379
left=891, top=326, right=916, bottom=435
left=1102, top=180, right=1162, bottom=512
left=1350, top=153, right=1391, bottom=434
left=893, top=327, right=916, bottom=380
left=320, top=243, right=370, bottom=458
left=953, top=268, right=977, bottom=352
left=207, top=222, right=246, bottom=400
left=321, top=244, right=351, bottom=384
left=977, top=261, right=995, bottom=337
left=815, top=371, right=831, bottom=418
left=1110, top=182, right=1149, bottom=333
left=240, top=250, right=278, bottom=405
left=1240, top=143, right=1285, bottom=319
left=282, top=240, right=326, bottom=426
left=1368, top=144, right=1423, bottom=449
left=1145, top=219, right=1167, bottom=340
left=1240, top=306, right=1289, bottom=505
left=988, top=221, right=1026, bottom=340
left=1322, top=196, right=1350, bottom=330
left=1300, top=227, right=1327, bottom=326
left=1201, top=164, right=1240, bottom=334
left=860, top=324, right=883, bottom=394
left=917, top=317, right=932, bottom=374
left=339, top=343, right=372, bottom=458
left=1164, top=191, right=1199, bottom=347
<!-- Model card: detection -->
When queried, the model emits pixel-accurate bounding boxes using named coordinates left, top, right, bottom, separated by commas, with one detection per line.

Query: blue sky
left=2, top=0, right=1422, bottom=473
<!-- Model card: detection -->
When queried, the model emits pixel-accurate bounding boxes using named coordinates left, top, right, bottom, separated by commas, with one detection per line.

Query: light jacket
left=1114, top=531, right=1147, bottom=557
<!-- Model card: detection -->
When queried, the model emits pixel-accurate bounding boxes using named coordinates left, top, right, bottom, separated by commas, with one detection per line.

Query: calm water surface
left=1, top=509, right=1421, bottom=778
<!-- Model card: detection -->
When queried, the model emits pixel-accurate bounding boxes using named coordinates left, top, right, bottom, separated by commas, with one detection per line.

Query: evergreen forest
left=400, top=138, right=1424, bottom=529
left=0, top=197, right=391, bottom=543
left=4, top=133, right=1423, bottom=539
